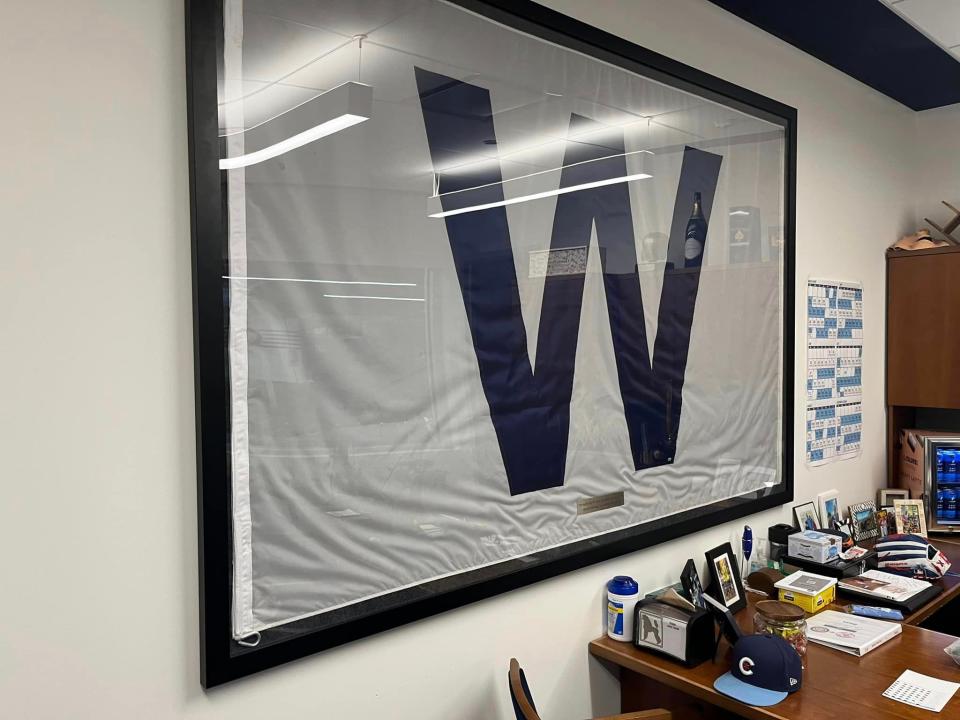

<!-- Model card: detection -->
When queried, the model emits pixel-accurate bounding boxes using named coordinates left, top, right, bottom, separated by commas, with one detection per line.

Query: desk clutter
left=603, top=497, right=959, bottom=711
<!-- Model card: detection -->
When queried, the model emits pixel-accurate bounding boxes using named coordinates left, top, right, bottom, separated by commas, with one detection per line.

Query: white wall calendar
left=806, top=278, right=863, bottom=466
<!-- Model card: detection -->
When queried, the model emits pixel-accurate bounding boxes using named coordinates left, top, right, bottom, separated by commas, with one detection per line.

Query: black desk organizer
left=784, top=551, right=875, bottom=579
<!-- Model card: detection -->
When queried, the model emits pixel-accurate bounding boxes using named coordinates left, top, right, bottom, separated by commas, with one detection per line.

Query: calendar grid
left=806, top=279, right=862, bottom=466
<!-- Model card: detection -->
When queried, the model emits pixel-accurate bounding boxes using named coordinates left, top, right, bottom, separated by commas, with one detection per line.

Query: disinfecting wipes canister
left=606, top=576, right=639, bottom=642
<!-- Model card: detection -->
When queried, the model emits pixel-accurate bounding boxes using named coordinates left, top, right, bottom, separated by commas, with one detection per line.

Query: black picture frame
left=793, top=501, right=821, bottom=531
left=681, top=558, right=706, bottom=610
left=186, top=0, right=797, bottom=686
left=705, top=543, right=747, bottom=614
left=702, top=592, right=745, bottom=646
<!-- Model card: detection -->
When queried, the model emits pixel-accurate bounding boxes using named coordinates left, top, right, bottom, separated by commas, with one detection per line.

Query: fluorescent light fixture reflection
left=220, top=115, right=367, bottom=169
left=729, top=210, right=751, bottom=216
left=323, top=294, right=425, bottom=302
left=429, top=172, right=652, bottom=219
left=219, top=81, right=372, bottom=170
left=223, top=275, right=415, bottom=287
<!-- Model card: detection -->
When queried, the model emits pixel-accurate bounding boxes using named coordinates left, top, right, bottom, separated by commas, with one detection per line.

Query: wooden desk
left=591, top=609, right=960, bottom=719
left=590, top=538, right=960, bottom=719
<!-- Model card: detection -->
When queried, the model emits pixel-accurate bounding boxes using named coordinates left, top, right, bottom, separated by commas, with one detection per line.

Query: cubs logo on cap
left=714, top=634, right=802, bottom=706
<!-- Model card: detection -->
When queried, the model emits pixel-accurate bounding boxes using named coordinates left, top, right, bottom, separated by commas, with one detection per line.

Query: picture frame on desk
left=793, top=501, right=821, bottom=530
left=680, top=558, right=706, bottom=610
left=894, top=498, right=928, bottom=536
left=880, top=507, right=898, bottom=536
left=879, top=488, right=909, bottom=507
left=817, top=489, right=841, bottom=528
left=875, top=509, right=890, bottom=538
left=850, top=501, right=881, bottom=542
left=705, top=542, right=747, bottom=614
left=702, top=592, right=744, bottom=646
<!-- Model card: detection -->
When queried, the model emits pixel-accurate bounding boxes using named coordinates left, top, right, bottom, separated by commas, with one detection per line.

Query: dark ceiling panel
left=708, top=0, right=960, bottom=110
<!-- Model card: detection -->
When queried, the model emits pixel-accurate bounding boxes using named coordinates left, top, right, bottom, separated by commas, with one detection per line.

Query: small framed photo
left=875, top=509, right=890, bottom=538
left=894, top=498, right=928, bottom=536
left=793, top=501, right=821, bottom=531
left=879, top=488, right=909, bottom=507
left=705, top=542, right=746, bottom=614
left=880, top=506, right=898, bottom=536
left=680, top=558, right=706, bottom=610
left=849, top=501, right=880, bottom=542
left=817, top=489, right=841, bottom=529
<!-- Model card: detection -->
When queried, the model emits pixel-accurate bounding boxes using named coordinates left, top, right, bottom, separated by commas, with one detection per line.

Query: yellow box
left=774, top=571, right=837, bottom=614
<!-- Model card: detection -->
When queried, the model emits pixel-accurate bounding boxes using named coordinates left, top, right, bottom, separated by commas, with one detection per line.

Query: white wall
left=914, top=103, right=960, bottom=230
left=0, top=1, right=918, bottom=718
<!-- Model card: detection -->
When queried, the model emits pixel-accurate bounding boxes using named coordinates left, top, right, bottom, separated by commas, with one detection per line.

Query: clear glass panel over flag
left=218, top=0, right=786, bottom=641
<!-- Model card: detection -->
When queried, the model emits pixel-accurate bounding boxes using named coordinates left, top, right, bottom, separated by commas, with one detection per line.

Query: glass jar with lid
left=754, top=600, right=807, bottom=663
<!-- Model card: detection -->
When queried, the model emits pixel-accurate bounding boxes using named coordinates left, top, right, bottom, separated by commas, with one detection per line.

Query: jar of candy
left=754, top=600, right=808, bottom=664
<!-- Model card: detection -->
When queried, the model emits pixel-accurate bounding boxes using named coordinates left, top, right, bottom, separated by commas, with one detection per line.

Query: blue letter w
left=415, top=68, right=722, bottom=495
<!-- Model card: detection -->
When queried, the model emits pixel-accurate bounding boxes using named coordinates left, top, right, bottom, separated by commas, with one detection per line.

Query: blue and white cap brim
left=714, top=672, right=788, bottom=707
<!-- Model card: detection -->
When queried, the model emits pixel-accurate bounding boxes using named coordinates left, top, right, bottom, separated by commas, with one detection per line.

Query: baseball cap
left=714, top=634, right=802, bottom=706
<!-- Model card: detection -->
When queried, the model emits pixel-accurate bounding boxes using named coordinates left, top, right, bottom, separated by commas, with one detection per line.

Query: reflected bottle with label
left=683, top=191, right=706, bottom=268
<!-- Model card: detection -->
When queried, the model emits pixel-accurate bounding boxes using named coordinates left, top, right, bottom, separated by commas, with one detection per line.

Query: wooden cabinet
left=888, top=247, right=960, bottom=408
left=886, top=245, right=960, bottom=484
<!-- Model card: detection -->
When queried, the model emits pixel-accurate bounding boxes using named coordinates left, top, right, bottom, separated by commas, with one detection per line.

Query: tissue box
left=788, top=530, right=841, bottom=564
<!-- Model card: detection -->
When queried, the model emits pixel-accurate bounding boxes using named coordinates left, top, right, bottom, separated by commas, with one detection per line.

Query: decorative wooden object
left=924, top=200, right=960, bottom=245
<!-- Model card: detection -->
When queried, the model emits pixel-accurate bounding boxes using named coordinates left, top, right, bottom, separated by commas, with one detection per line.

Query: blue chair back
left=508, top=658, right=540, bottom=720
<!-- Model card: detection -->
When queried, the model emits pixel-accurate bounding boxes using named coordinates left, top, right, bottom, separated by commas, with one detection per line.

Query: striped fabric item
left=874, top=534, right=951, bottom=580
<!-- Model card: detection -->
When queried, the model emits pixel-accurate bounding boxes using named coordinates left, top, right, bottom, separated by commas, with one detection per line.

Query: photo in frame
left=875, top=509, right=890, bottom=538
left=706, top=543, right=747, bottom=614
left=793, top=501, right=821, bottom=530
left=817, top=489, right=841, bottom=528
left=849, top=501, right=880, bottom=542
left=894, top=499, right=928, bottom=536
left=680, top=558, right=706, bottom=610
left=880, top=507, right=899, bottom=536
left=186, top=0, right=796, bottom=685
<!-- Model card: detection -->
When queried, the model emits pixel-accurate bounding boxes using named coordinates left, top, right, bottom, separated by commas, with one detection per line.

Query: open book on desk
left=806, top=609, right=902, bottom=656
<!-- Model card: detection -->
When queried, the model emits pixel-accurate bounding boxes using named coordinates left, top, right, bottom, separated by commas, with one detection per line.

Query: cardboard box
left=774, top=571, right=837, bottom=614
left=898, top=429, right=957, bottom=499
left=788, top=530, right=841, bottom=563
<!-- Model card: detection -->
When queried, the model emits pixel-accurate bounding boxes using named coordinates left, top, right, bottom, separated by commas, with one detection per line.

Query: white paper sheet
left=806, top=279, right=863, bottom=466
left=883, top=670, right=960, bottom=713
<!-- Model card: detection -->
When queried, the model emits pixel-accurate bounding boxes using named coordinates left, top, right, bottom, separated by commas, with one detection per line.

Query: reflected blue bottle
left=683, top=192, right=707, bottom=268
left=946, top=488, right=958, bottom=521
